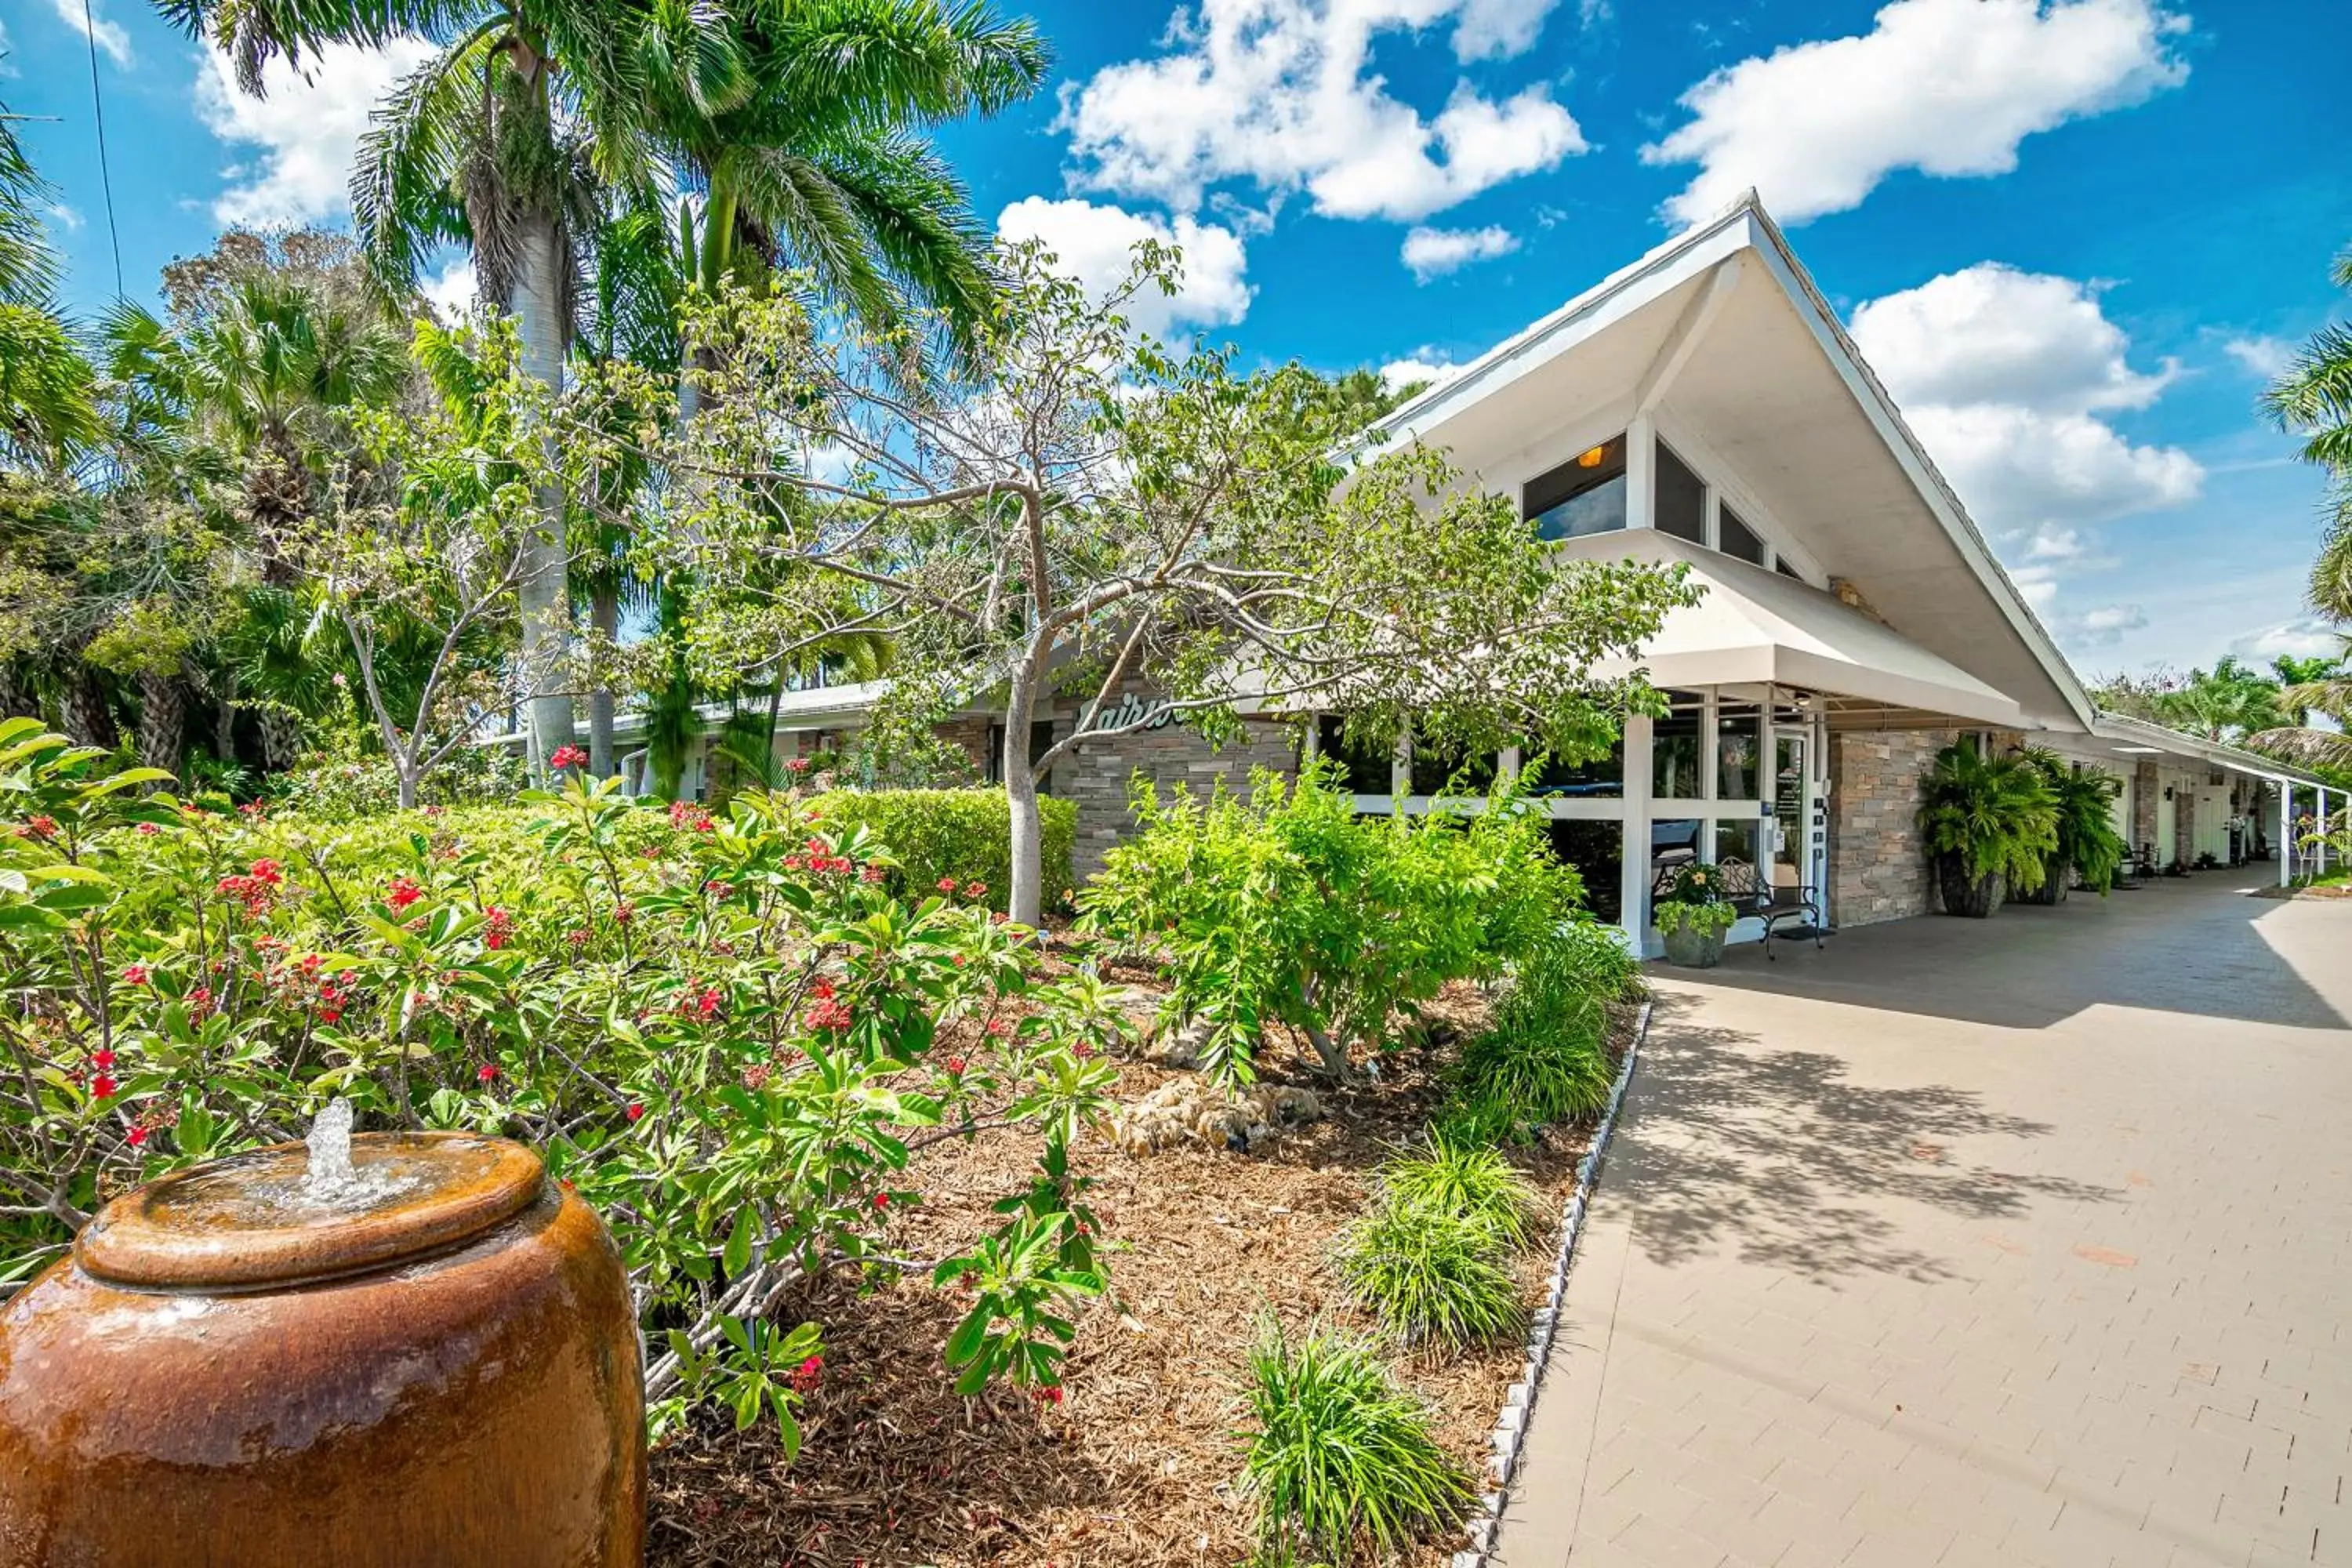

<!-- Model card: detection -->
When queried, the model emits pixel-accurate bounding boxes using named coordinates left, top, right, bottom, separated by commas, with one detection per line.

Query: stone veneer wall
left=2132, top=758, right=2160, bottom=859
left=1827, top=728, right=1960, bottom=927
left=1051, top=706, right=1301, bottom=877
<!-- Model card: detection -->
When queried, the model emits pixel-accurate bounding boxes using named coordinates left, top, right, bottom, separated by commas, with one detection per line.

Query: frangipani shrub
left=0, top=720, right=1126, bottom=1450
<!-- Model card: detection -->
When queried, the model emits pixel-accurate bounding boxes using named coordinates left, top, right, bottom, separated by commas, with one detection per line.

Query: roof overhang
left=1367, top=191, right=2097, bottom=734
left=2085, top=712, right=2331, bottom=787
left=1584, top=531, right=2027, bottom=729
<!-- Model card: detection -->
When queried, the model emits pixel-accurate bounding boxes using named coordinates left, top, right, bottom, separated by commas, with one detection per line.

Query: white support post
left=2279, top=782, right=2292, bottom=888
left=2320, top=786, right=2331, bottom=878
left=1625, top=416, right=1656, bottom=532
left=1619, top=713, right=1654, bottom=954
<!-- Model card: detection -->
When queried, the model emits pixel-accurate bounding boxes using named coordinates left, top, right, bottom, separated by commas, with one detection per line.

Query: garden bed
left=648, top=971, right=1638, bottom=1568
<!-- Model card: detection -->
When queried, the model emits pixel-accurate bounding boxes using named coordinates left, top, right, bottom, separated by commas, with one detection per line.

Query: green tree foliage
left=1918, top=742, right=2059, bottom=913
left=2022, top=747, right=2128, bottom=895
left=619, top=243, right=1695, bottom=921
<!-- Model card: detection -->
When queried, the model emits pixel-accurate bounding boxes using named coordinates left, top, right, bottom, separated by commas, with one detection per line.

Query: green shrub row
left=813, top=789, right=1076, bottom=915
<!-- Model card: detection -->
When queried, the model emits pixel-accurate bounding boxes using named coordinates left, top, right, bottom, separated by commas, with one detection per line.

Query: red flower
left=248, top=858, right=282, bottom=886
left=612, top=900, right=635, bottom=924
left=804, top=996, right=855, bottom=1033
left=1034, top=1385, right=1064, bottom=1405
left=786, top=757, right=814, bottom=775
left=625, top=1102, right=645, bottom=1123
left=135, top=822, right=160, bottom=836
left=936, top=877, right=959, bottom=894
left=695, top=987, right=722, bottom=1020
left=92, top=1049, right=114, bottom=1071
left=809, top=977, right=835, bottom=1001
left=859, top=863, right=886, bottom=884
left=477, top=1063, right=499, bottom=1084
left=549, top=745, right=589, bottom=771
left=945, top=1055, right=967, bottom=1075
left=18, top=814, right=57, bottom=841
left=984, top=1018, right=1011, bottom=1038
left=789, top=1353, right=823, bottom=1392
left=317, top=1007, right=342, bottom=1025
left=387, top=877, right=424, bottom=911
left=91, top=1075, right=118, bottom=1101
left=567, top=927, right=590, bottom=946
left=482, top=906, right=514, bottom=950
left=122, top=964, right=149, bottom=986
left=1073, top=1040, right=1097, bottom=1061
left=872, top=1191, right=890, bottom=1210
left=964, top=880, right=987, bottom=899
left=187, top=986, right=215, bottom=1021
left=126, top=1125, right=151, bottom=1149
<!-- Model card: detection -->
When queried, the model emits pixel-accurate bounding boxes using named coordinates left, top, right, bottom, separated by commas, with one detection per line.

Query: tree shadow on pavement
left=1613, top=993, right=2117, bottom=1284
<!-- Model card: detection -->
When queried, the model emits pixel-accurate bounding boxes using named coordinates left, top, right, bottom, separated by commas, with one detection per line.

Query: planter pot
left=1661, top=923, right=1727, bottom=967
left=2012, top=853, right=2069, bottom=906
left=1934, top=855, right=2005, bottom=918
left=0, top=1131, right=644, bottom=1567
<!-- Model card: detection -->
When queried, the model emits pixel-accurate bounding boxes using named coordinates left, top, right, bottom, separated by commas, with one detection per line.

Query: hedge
left=814, top=789, right=1077, bottom=913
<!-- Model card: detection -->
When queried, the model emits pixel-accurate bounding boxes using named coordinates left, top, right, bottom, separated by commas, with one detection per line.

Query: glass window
left=1719, top=504, right=1766, bottom=565
left=1546, top=819, right=1621, bottom=924
left=1316, top=715, right=1396, bottom=794
left=1652, top=693, right=1703, bottom=799
left=1524, top=734, right=1624, bottom=798
left=1655, top=441, right=1705, bottom=544
left=1408, top=726, right=1498, bottom=797
left=985, top=720, right=1056, bottom=793
left=1524, top=435, right=1627, bottom=541
left=1647, top=817, right=1703, bottom=924
left=1711, top=818, right=1762, bottom=902
left=1715, top=701, right=1762, bottom=800
left=1776, top=557, right=1803, bottom=581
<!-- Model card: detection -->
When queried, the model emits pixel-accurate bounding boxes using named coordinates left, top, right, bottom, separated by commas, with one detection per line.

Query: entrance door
left=1771, top=728, right=1826, bottom=902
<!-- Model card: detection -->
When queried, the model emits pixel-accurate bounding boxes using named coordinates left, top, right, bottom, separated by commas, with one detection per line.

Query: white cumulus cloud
left=196, top=38, right=439, bottom=228
left=1401, top=223, right=1518, bottom=281
left=1057, top=0, right=1588, bottom=223
left=2232, top=618, right=2345, bottom=662
left=1851, top=263, right=2201, bottom=534
left=1645, top=0, right=2189, bottom=227
left=1378, top=353, right=1468, bottom=395
left=996, top=197, right=1253, bottom=337
left=2221, top=333, right=2294, bottom=380
left=48, top=0, right=131, bottom=68
left=423, top=256, right=477, bottom=319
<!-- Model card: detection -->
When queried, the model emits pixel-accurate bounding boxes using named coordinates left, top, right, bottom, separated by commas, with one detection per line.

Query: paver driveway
left=1493, top=877, right=2352, bottom=1568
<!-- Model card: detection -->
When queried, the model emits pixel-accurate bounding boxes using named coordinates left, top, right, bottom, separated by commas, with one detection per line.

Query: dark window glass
left=1652, top=693, right=1703, bottom=799
left=1646, top=817, right=1703, bottom=924
left=1716, top=702, right=1762, bottom=800
left=1546, top=818, right=1621, bottom=924
left=1776, top=557, right=1803, bottom=580
left=1524, top=734, right=1624, bottom=798
left=1408, top=726, right=1498, bottom=797
left=1524, top=435, right=1627, bottom=541
left=1655, top=441, right=1705, bottom=544
left=1317, top=715, right=1396, bottom=794
left=1719, top=504, right=1766, bottom=564
left=985, top=720, right=1056, bottom=793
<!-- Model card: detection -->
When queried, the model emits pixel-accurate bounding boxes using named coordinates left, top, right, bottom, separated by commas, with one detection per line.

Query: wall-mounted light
left=1575, top=444, right=1609, bottom=468
left=2164, top=786, right=2175, bottom=801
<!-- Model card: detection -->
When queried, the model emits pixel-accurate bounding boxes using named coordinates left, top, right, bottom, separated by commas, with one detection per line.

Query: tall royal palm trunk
left=588, top=583, right=619, bottom=777
left=510, top=209, right=578, bottom=775
left=61, top=666, right=117, bottom=751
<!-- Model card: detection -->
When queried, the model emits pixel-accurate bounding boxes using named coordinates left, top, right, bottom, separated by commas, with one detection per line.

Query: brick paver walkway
left=1494, top=877, right=2352, bottom=1568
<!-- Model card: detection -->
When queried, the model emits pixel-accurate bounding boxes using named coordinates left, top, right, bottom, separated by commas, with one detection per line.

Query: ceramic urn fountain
left=0, top=1105, right=644, bottom=1566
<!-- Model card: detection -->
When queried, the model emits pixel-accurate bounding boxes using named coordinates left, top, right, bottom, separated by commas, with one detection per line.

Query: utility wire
left=78, top=0, right=124, bottom=296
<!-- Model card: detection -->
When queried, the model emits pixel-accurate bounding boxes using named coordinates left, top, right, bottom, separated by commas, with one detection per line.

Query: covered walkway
left=1494, top=877, right=2352, bottom=1567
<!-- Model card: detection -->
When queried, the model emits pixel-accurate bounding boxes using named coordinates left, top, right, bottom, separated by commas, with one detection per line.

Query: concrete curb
left=1452, top=995, right=1651, bottom=1568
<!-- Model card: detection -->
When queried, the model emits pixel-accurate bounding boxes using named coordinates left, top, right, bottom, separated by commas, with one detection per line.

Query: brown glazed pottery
left=0, top=1131, right=644, bottom=1567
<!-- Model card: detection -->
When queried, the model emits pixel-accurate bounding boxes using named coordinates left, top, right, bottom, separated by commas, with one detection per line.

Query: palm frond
left=354, top=27, right=499, bottom=292
left=768, top=0, right=1053, bottom=126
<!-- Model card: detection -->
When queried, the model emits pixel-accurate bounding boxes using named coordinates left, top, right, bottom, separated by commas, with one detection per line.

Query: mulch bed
left=648, top=964, right=1632, bottom=1568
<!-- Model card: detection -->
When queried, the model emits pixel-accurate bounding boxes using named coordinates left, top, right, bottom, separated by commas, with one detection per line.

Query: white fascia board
left=1737, top=208, right=2098, bottom=731
left=2088, top=712, right=2321, bottom=786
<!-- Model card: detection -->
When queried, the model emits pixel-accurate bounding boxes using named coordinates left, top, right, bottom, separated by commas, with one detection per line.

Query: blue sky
left=5, top=0, right=2348, bottom=674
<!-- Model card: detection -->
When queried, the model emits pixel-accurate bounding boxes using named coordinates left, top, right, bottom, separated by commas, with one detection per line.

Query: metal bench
left=1715, top=857, right=1826, bottom=960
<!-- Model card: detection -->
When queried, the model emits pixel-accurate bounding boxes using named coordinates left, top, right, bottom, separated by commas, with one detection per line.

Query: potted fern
left=1918, top=742, right=2057, bottom=917
left=2016, top=749, right=2128, bottom=902
left=1654, top=862, right=1739, bottom=967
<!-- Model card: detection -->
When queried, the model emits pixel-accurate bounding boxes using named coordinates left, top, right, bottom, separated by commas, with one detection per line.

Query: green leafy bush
left=814, top=788, right=1076, bottom=914
left=2024, top=748, right=2128, bottom=894
left=1919, top=742, right=2058, bottom=912
left=1079, top=760, right=1582, bottom=1083
left=1336, top=1196, right=1523, bottom=1350
left=1550, top=917, right=1644, bottom=1001
left=1653, top=860, right=1739, bottom=936
left=1375, top=1134, right=1541, bottom=1248
left=1240, top=1319, right=1475, bottom=1564
left=0, top=720, right=1127, bottom=1443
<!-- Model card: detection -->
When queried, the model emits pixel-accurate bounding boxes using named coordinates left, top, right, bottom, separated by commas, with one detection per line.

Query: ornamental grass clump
left=1336, top=1196, right=1523, bottom=1350
left=1375, top=1134, right=1541, bottom=1249
left=1240, top=1319, right=1475, bottom=1564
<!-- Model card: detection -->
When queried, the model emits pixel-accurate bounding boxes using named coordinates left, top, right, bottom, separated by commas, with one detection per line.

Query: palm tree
left=0, top=100, right=98, bottom=474
left=159, top=0, right=701, bottom=775
left=652, top=1, right=1049, bottom=363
